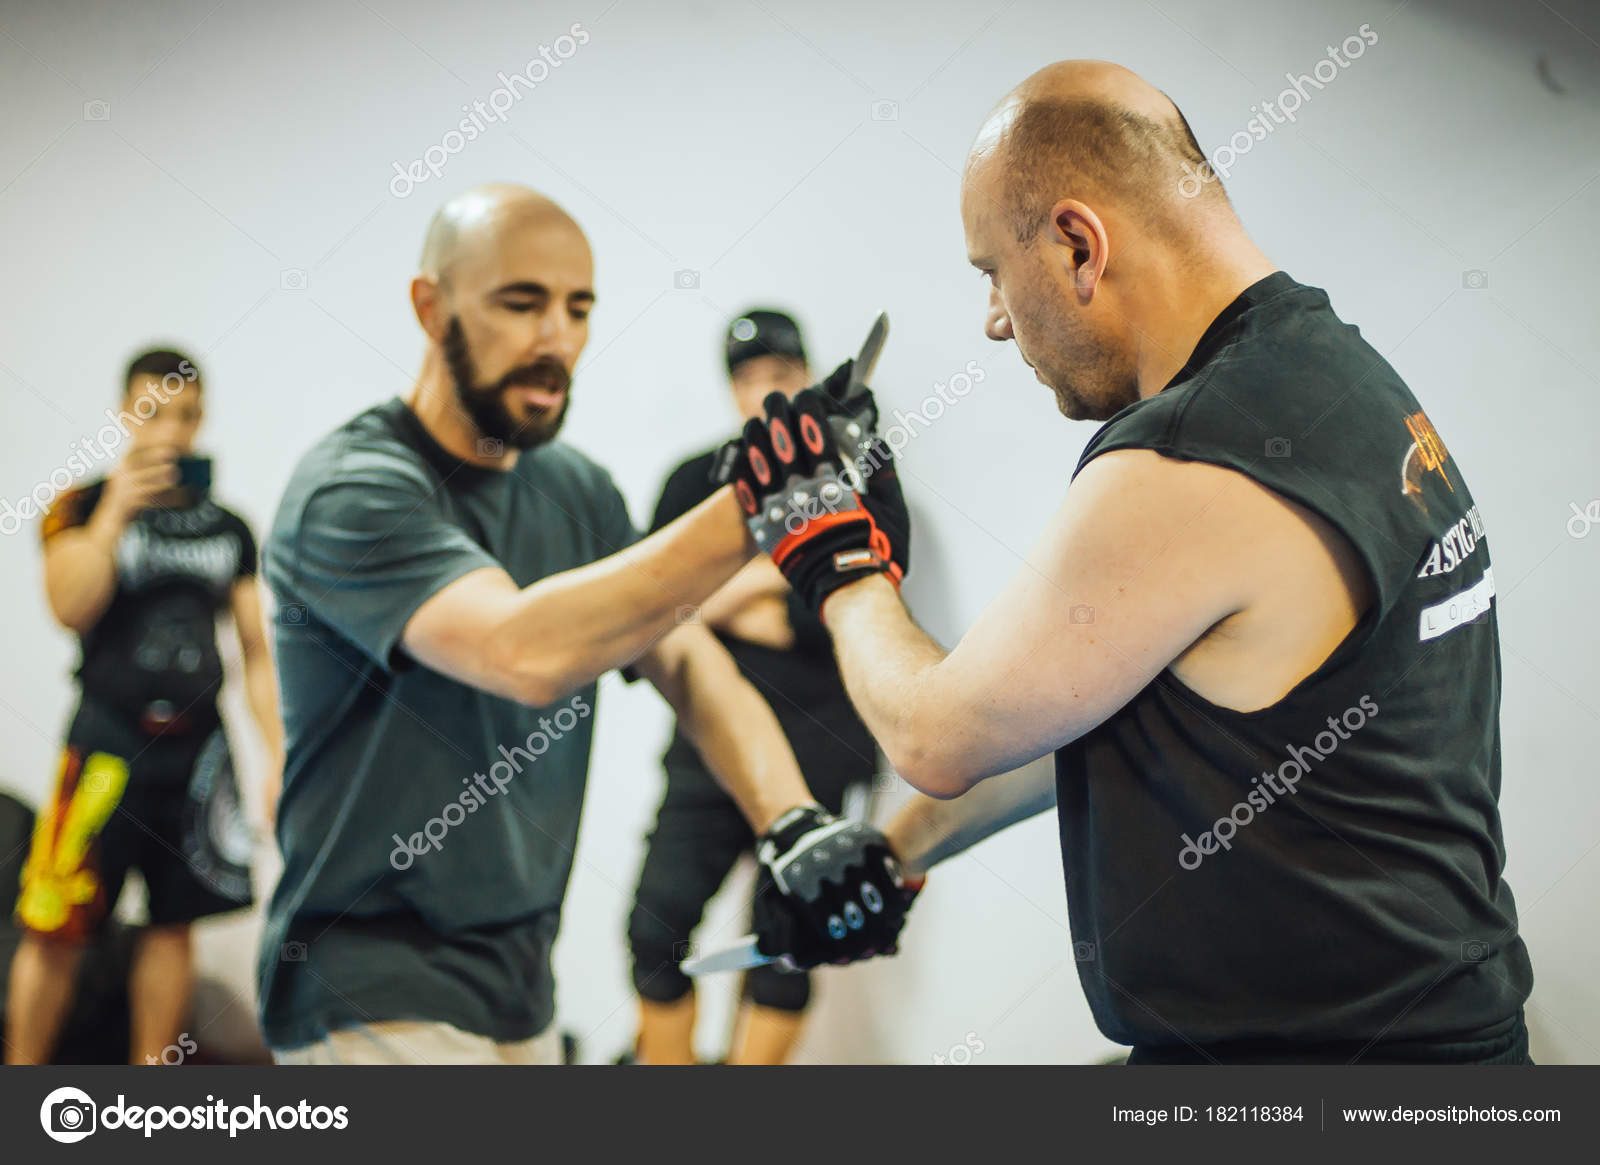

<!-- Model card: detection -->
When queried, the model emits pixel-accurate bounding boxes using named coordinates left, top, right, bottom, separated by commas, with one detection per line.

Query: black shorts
left=14, top=698, right=254, bottom=941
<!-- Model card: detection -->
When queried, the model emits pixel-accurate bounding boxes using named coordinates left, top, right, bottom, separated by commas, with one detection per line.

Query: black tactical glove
left=750, top=804, right=920, bottom=969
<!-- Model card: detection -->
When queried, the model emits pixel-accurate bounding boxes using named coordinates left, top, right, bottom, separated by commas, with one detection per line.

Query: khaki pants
left=273, top=1020, right=561, bottom=1065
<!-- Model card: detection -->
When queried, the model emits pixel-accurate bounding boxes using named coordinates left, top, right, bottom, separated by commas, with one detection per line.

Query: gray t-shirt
left=256, top=398, right=637, bottom=1049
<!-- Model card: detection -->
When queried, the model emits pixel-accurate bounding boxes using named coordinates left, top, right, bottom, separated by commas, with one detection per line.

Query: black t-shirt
left=1057, top=272, right=1532, bottom=1053
left=259, top=398, right=638, bottom=1049
left=43, top=481, right=256, bottom=723
left=648, top=450, right=877, bottom=802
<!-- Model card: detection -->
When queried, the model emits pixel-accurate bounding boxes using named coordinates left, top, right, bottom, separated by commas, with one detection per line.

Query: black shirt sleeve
left=648, top=452, right=719, bottom=535
left=40, top=479, right=105, bottom=544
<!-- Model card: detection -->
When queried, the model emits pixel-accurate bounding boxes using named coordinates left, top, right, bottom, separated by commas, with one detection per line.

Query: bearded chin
left=458, top=384, right=565, bottom=450
left=443, top=318, right=569, bottom=451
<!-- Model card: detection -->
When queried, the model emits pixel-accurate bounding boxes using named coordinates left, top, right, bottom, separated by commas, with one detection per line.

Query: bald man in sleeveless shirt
left=731, top=61, right=1533, bottom=1064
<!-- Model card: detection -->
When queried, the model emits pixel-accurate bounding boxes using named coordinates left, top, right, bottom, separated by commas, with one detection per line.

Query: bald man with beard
left=729, top=61, right=1533, bottom=1063
left=257, top=185, right=912, bottom=1064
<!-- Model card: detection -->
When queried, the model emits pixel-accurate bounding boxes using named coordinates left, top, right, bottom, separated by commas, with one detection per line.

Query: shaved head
left=970, top=60, right=1222, bottom=244
left=961, top=61, right=1270, bottom=424
left=419, top=183, right=586, bottom=286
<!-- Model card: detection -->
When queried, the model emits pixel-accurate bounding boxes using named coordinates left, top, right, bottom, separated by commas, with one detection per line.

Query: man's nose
left=985, top=290, right=1013, bottom=342
left=535, top=309, right=581, bottom=362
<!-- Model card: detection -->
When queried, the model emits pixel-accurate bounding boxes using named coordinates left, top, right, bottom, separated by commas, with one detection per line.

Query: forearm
left=43, top=512, right=125, bottom=632
left=821, top=576, right=956, bottom=794
left=885, top=759, right=1057, bottom=877
left=243, top=655, right=284, bottom=823
left=492, top=487, right=754, bottom=702
left=649, top=632, right=811, bottom=833
left=242, top=656, right=283, bottom=766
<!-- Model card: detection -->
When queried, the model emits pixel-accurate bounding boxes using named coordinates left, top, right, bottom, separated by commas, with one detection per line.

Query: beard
left=442, top=316, right=572, bottom=451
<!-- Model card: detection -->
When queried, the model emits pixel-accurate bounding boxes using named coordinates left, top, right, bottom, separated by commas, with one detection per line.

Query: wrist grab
left=720, top=368, right=911, bottom=613
left=750, top=804, right=920, bottom=969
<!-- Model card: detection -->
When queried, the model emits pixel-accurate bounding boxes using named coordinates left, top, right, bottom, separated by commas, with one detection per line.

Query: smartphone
left=176, top=455, right=213, bottom=496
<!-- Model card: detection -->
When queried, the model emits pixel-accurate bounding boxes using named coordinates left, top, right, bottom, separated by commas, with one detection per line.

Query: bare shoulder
left=1067, top=450, right=1374, bottom=710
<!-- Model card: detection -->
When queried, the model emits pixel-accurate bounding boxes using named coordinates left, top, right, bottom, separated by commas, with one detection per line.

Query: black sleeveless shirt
left=1058, top=272, right=1532, bottom=1053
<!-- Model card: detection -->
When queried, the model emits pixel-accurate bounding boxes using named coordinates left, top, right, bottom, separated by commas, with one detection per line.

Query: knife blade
left=680, top=935, right=773, bottom=975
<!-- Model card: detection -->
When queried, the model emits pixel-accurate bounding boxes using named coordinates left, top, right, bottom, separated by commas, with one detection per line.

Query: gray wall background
left=0, top=0, right=1595, bottom=1063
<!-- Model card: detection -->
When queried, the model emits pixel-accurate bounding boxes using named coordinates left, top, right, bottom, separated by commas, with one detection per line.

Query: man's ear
left=411, top=276, right=446, bottom=340
left=1048, top=199, right=1109, bottom=298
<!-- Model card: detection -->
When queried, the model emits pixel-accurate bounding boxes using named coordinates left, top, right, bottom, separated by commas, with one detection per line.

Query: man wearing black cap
left=624, top=310, right=880, bottom=1065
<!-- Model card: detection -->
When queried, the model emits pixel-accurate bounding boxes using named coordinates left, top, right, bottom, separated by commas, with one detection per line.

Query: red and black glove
left=727, top=380, right=910, bottom=614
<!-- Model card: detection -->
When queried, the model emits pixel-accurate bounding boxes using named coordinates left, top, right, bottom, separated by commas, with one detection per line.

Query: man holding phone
left=6, top=348, right=282, bottom=1065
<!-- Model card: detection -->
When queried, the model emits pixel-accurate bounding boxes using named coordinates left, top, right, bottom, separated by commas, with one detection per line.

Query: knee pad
left=746, top=962, right=812, bottom=1013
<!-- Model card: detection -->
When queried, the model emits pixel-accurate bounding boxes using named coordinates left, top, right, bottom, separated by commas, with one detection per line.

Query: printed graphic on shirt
left=1416, top=503, right=1487, bottom=579
left=1399, top=411, right=1494, bottom=642
left=1400, top=410, right=1454, bottom=515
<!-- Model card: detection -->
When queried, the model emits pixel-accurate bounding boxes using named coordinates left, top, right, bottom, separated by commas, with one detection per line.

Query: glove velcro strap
left=771, top=508, right=878, bottom=569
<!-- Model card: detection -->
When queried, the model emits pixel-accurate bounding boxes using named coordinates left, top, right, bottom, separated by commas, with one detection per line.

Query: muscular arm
left=821, top=451, right=1267, bottom=797
left=43, top=509, right=125, bottom=634
left=229, top=578, right=285, bottom=821
left=403, top=486, right=753, bottom=706
left=45, top=448, right=178, bottom=634
left=630, top=622, right=811, bottom=832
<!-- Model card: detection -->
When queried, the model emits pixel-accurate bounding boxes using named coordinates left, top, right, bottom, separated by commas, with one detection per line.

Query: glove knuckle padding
left=731, top=361, right=911, bottom=611
left=753, top=807, right=908, bottom=967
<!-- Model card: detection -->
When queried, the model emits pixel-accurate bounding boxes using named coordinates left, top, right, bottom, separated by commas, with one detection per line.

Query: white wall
left=0, top=0, right=1595, bottom=1063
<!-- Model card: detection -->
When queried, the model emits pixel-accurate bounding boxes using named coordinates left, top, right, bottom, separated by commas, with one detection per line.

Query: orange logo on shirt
left=1401, top=410, right=1453, bottom=513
